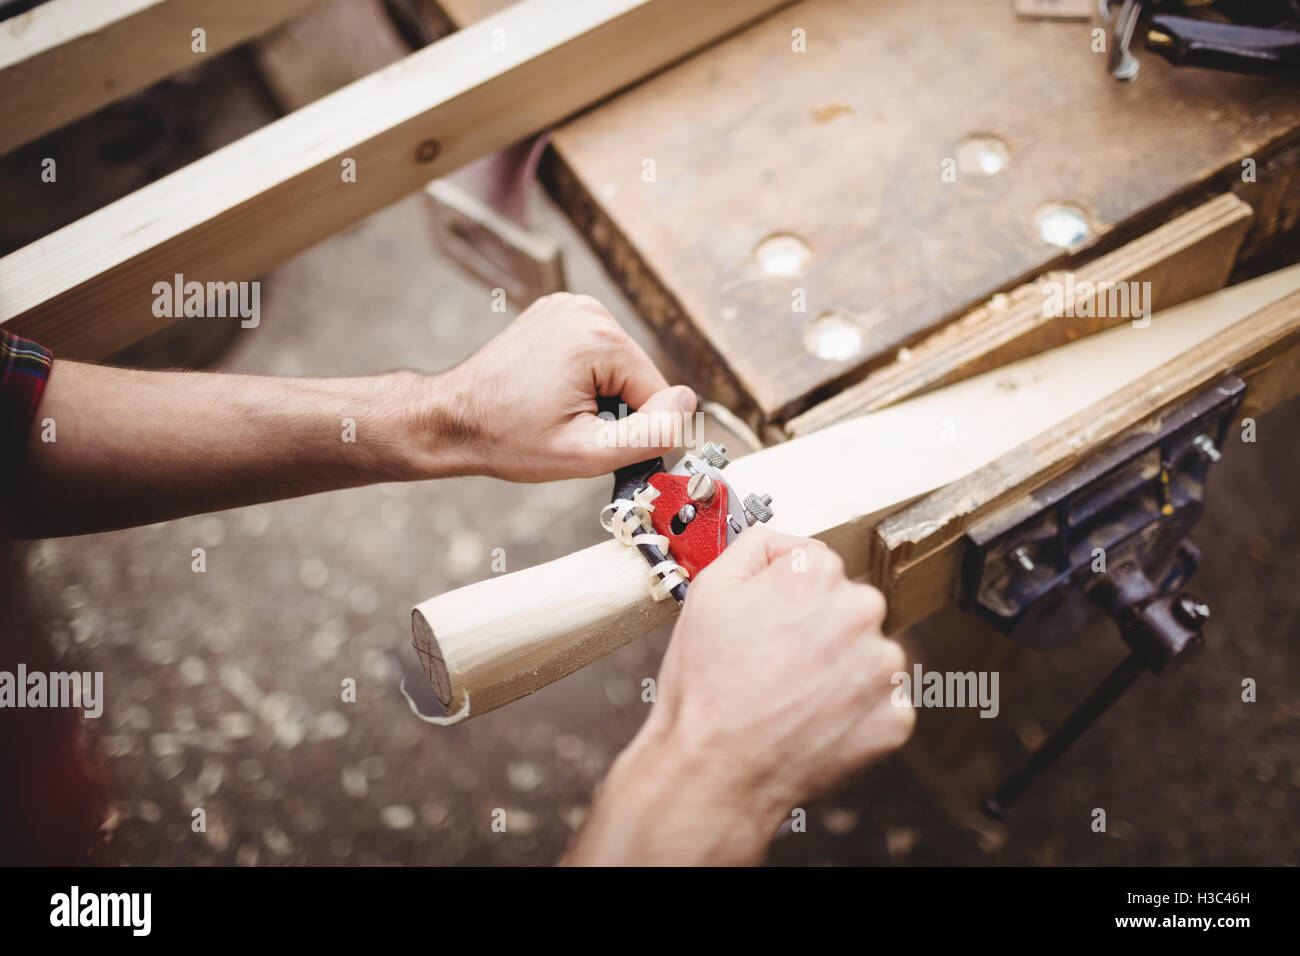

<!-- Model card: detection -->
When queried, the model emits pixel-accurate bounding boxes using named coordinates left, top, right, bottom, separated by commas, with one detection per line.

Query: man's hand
left=15, top=292, right=694, bottom=536
left=565, top=527, right=914, bottom=865
left=436, top=293, right=697, bottom=482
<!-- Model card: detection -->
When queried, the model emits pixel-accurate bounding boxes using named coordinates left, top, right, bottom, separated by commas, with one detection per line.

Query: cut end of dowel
left=411, top=607, right=453, bottom=710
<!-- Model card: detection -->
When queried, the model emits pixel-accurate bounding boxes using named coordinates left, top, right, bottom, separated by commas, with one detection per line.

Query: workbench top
left=446, top=0, right=1300, bottom=426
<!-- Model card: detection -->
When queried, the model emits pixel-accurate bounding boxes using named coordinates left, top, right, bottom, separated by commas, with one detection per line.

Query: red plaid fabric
left=0, top=329, right=52, bottom=481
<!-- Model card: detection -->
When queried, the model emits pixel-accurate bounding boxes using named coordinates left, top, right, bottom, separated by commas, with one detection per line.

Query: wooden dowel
left=412, top=265, right=1300, bottom=720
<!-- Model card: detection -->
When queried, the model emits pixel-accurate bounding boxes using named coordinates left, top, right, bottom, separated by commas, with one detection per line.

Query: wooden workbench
left=436, top=0, right=1300, bottom=429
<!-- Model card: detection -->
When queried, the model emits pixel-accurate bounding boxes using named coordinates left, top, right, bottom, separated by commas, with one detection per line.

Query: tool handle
left=598, top=394, right=688, bottom=604
left=411, top=539, right=677, bottom=720
left=1150, top=15, right=1300, bottom=75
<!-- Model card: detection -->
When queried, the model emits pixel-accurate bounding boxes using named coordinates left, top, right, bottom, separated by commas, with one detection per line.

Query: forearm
left=563, top=718, right=786, bottom=866
left=13, top=361, right=471, bottom=538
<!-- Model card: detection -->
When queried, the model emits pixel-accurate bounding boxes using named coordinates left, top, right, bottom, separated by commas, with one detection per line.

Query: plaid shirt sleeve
left=1, top=330, right=53, bottom=481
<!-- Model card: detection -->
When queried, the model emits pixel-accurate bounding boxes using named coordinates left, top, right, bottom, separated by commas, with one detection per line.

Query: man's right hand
left=565, top=527, right=914, bottom=865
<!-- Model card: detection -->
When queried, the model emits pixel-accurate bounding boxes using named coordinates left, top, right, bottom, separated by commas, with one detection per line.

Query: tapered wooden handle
left=411, top=540, right=676, bottom=720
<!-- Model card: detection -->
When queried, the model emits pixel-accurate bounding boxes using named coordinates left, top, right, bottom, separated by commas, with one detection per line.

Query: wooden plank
left=0, top=0, right=323, bottom=154
left=1013, top=0, right=1092, bottom=18
left=786, top=193, right=1254, bottom=436
left=529, top=0, right=1300, bottom=425
left=873, top=271, right=1300, bottom=635
left=411, top=265, right=1300, bottom=719
left=0, top=0, right=788, bottom=359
